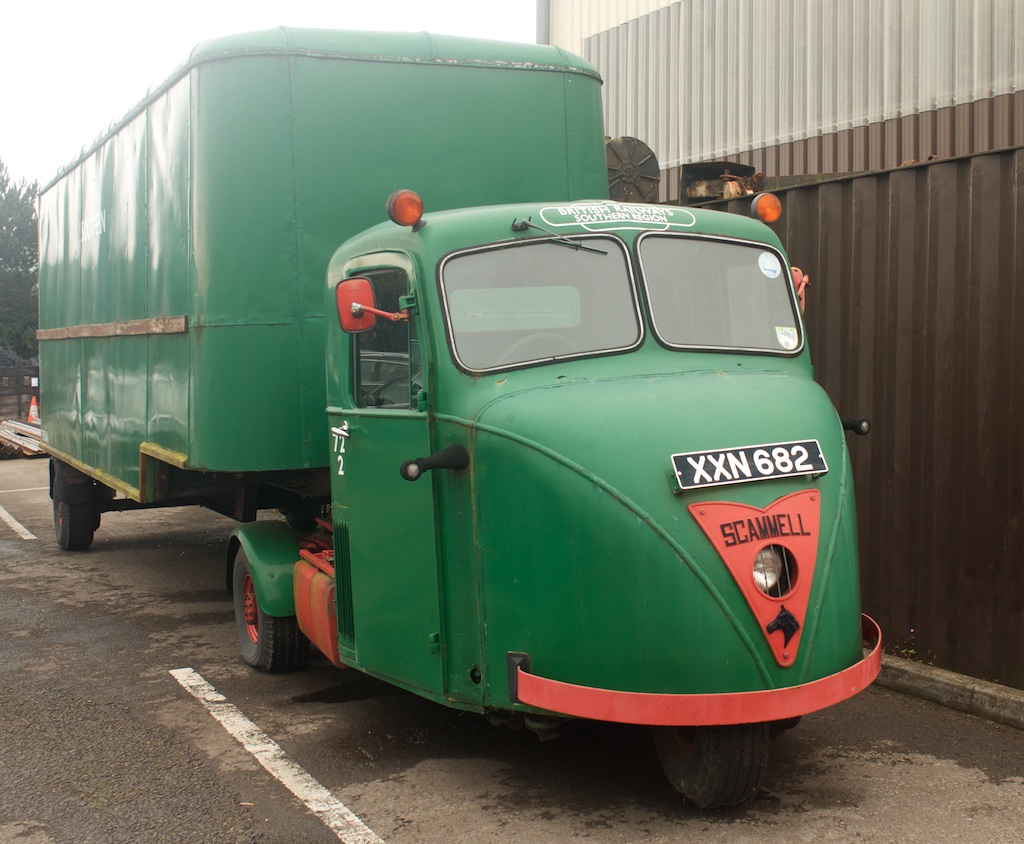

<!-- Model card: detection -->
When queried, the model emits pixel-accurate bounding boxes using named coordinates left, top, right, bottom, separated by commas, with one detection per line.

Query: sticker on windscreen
left=758, top=252, right=782, bottom=279
left=776, top=326, right=799, bottom=350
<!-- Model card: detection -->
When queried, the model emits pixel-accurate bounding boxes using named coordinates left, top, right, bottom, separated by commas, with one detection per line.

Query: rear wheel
left=232, top=547, right=309, bottom=672
left=652, top=723, right=770, bottom=809
left=53, top=496, right=97, bottom=550
left=50, top=460, right=98, bottom=551
left=49, top=458, right=100, bottom=549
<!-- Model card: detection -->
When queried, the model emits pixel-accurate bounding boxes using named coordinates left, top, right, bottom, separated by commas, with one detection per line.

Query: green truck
left=37, top=28, right=879, bottom=808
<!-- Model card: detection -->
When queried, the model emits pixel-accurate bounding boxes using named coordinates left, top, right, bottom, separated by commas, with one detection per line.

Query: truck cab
left=232, top=193, right=879, bottom=808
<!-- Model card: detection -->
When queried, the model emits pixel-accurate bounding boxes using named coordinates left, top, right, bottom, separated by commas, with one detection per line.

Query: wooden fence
left=0, top=366, right=40, bottom=422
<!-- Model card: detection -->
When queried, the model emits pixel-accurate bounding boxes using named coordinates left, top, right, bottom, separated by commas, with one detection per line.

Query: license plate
left=671, top=440, right=828, bottom=490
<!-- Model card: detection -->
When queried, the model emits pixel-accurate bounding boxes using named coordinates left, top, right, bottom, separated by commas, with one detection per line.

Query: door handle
left=399, top=444, right=470, bottom=481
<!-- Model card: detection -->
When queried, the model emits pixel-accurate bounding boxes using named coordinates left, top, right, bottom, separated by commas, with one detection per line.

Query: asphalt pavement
left=1, top=456, right=1022, bottom=844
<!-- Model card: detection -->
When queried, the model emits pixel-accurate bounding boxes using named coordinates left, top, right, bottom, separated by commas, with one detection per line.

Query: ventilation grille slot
left=333, top=518, right=356, bottom=653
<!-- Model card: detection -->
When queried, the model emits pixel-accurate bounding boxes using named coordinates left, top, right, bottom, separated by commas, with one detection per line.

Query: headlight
left=752, top=545, right=796, bottom=597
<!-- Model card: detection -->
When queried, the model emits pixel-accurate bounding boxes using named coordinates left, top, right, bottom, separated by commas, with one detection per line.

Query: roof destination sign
left=540, top=201, right=697, bottom=232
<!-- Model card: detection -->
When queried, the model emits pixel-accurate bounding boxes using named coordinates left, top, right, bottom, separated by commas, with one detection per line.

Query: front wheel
left=232, top=548, right=309, bottom=673
left=652, top=723, right=770, bottom=809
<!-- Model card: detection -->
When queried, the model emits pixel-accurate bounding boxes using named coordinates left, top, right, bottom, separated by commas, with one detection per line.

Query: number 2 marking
left=792, top=445, right=813, bottom=472
left=331, top=422, right=349, bottom=476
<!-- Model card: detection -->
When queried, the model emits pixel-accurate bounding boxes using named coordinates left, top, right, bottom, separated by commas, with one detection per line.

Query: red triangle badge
left=689, top=490, right=820, bottom=667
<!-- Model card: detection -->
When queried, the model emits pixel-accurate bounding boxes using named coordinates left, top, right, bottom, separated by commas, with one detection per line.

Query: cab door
left=328, top=267, right=443, bottom=697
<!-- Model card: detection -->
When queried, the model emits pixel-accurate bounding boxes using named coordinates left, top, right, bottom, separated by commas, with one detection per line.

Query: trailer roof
left=44, top=27, right=600, bottom=192
left=189, top=27, right=600, bottom=76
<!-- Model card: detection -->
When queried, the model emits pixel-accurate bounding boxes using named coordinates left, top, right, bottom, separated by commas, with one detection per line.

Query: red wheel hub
left=241, top=574, right=259, bottom=644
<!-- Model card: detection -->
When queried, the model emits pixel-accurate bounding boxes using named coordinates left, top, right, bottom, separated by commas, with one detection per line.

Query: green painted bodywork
left=35, top=27, right=867, bottom=723
left=323, top=201, right=866, bottom=715
left=228, top=521, right=301, bottom=617
left=37, top=28, right=606, bottom=496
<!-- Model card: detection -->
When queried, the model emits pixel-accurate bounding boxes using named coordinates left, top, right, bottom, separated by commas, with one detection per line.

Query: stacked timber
left=0, top=420, right=44, bottom=458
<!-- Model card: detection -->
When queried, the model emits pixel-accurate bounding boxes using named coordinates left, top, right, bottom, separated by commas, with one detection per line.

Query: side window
left=353, top=270, right=420, bottom=408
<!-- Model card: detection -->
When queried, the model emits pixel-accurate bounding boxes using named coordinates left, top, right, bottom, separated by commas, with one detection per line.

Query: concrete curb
left=874, top=654, right=1024, bottom=731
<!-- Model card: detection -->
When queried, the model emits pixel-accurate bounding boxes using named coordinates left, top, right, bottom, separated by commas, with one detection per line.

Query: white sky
left=1, top=1, right=538, bottom=186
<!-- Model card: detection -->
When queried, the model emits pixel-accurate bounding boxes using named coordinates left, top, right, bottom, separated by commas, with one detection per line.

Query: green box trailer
left=37, top=27, right=607, bottom=534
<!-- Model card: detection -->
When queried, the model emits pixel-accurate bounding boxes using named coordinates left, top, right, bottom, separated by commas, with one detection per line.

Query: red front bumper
left=511, top=614, right=881, bottom=726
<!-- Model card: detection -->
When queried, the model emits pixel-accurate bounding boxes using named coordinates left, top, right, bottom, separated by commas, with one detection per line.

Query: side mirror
left=336, top=278, right=378, bottom=333
left=335, top=276, right=411, bottom=333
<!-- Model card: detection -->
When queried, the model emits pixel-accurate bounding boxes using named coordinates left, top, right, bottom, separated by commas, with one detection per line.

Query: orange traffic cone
left=28, top=395, right=40, bottom=424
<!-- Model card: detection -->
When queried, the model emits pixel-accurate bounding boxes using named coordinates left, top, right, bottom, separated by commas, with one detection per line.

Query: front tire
left=652, top=723, right=770, bottom=809
left=232, top=547, right=309, bottom=672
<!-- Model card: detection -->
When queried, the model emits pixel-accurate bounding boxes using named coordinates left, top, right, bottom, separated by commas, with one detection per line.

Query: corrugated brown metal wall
left=660, top=92, right=1024, bottom=201
left=721, top=146, right=1024, bottom=688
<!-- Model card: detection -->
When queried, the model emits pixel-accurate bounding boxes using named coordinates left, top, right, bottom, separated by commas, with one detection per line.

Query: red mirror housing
left=335, top=277, right=378, bottom=333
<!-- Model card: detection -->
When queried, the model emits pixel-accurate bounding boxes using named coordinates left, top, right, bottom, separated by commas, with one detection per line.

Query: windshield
left=638, top=234, right=801, bottom=354
left=440, top=237, right=642, bottom=371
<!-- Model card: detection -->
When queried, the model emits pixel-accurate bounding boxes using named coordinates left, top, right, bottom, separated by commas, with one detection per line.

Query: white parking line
left=170, top=668, right=384, bottom=844
left=0, top=504, right=36, bottom=540
left=0, top=486, right=49, bottom=494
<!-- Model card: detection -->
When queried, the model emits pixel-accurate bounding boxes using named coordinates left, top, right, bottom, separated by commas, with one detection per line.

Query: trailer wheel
left=53, top=496, right=97, bottom=551
left=652, top=723, right=770, bottom=809
left=49, top=458, right=101, bottom=551
left=232, top=548, right=309, bottom=673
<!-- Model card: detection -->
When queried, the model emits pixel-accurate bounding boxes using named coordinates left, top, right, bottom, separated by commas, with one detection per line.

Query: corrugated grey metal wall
left=546, top=0, right=677, bottom=58
left=719, top=147, right=1024, bottom=688
left=587, top=0, right=1024, bottom=178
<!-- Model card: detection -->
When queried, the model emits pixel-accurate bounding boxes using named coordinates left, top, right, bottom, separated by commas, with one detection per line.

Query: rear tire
left=52, top=488, right=97, bottom=551
left=232, top=547, right=309, bottom=672
left=50, top=458, right=100, bottom=551
left=652, top=723, right=770, bottom=809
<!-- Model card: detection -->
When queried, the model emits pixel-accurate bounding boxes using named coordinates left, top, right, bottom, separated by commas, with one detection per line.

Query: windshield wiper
left=511, top=218, right=608, bottom=254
